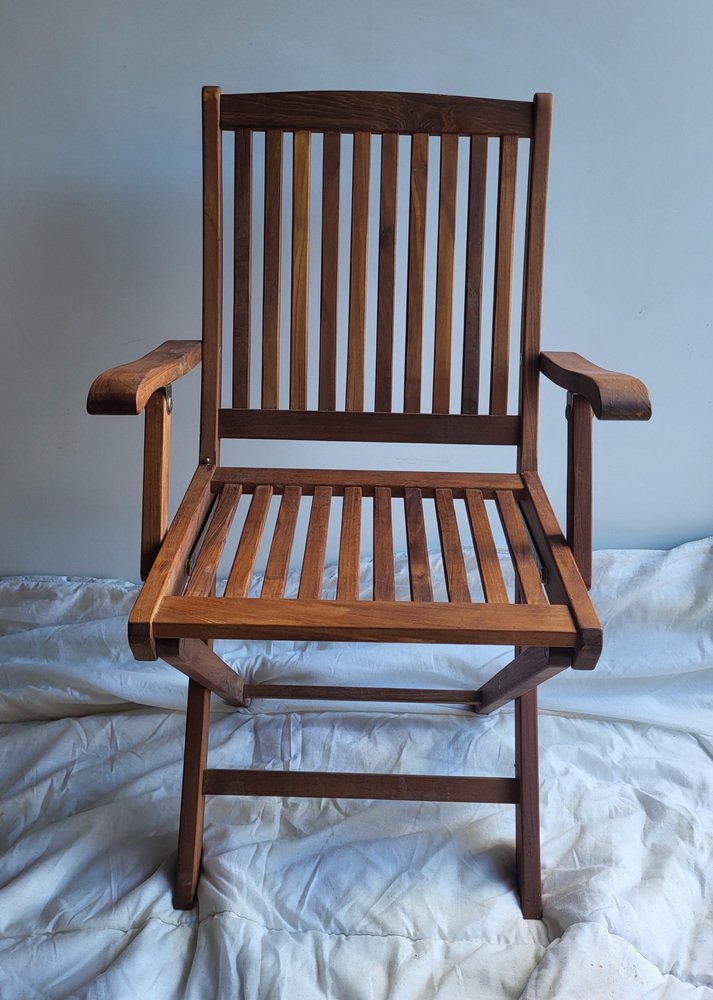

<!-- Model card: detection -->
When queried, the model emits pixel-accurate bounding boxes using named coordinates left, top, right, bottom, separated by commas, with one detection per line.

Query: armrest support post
left=566, top=392, right=593, bottom=588
left=141, top=387, right=171, bottom=580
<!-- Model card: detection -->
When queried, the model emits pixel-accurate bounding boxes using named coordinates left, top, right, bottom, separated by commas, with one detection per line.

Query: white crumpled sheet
left=0, top=539, right=712, bottom=999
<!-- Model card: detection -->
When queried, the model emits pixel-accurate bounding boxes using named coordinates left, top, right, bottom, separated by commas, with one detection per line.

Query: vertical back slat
left=373, top=486, right=395, bottom=600
left=318, top=133, right=341, bottom=410
left=489, top=135, right=518, bottom=414
left=291, top=130, right=311, bottom=409
left=298, top=485, right=332, bottom=598
left=434, top=488, right=470, bottom=602
left=346, top=132, right=371, bottom=410
left=403, top=133, right=429, bottom=412
left=224, top=485, right=273, bottom=597
left=518, top=93, right=552, bottom=470
left=464, top=488, right=509, bottom=603
left=432, top=134, right=459, bottom=413
left=262, top=486, right=301, bottom=598
left=374, top=133, right=398, bottom=412
left=232, top=129, right=252, bottom=408
left=186, top=485, right=242, bottom=597
left=199, top=87, right=222, bottom=464
left=337, top=486, right=362, bottom=600
left=262, top=130, right=283, bottom=409
left=461, top=135, right=488, bottom=414
left=404, top=487, right=433, bottom=601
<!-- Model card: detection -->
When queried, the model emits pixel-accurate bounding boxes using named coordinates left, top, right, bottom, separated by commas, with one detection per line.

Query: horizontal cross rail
left=243, top=684, right=480, bottom=704
left=203, top=769, right=520, bottom=803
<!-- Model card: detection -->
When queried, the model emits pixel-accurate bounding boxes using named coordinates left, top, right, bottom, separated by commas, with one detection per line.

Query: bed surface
left=1, top=539, right=712, bottom=998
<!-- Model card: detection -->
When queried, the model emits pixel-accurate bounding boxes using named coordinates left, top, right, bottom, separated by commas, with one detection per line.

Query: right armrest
left=87, top=340, right=201, bottom=415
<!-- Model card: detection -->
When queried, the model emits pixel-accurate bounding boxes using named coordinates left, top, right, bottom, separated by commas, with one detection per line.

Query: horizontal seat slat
left=219, top=91, right=533, bottom=136
left=203, top=768, right=520, bottom=803
left=211, top=467, right=524, bottom=498
left=218, top=409, right=520, bottom=444
left=153, top=596, right=577, bottom=645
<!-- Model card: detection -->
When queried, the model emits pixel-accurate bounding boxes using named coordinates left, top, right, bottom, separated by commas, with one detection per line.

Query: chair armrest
left=540, top=351, right=651, bottom=421
left=87, top=340, right=201, bottom=415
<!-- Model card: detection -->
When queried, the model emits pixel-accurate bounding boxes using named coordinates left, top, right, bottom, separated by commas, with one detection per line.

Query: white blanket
left=1, top=540, right=712, bottom=998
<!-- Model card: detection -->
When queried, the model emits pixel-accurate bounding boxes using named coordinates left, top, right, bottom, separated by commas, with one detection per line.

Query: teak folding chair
left=88, top=89, right=651, bottom=918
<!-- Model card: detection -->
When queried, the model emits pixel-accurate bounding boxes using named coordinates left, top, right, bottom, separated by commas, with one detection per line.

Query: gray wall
left=2, top=1, right=711, bottom=581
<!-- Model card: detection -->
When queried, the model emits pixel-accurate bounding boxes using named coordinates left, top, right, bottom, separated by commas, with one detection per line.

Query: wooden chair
left=87, top=89, right=651, bottom=918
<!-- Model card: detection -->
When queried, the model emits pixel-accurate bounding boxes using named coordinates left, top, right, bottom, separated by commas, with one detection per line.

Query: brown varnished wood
left=129, top=465, right=215, bottom=660
left=337, top=486, right=362, bottom=601
left=490, top=135, right=518, bottom=415
left=461, top=136, right=487, bottom=414
left=219, top=91, right=534, bottom=136
left=224, top=484, right=273, bottom=597
left=232, top=129, right=252, bottom=407
left=244, top=684, right=479, bottom=703
left=262, top=486, right=301, bottom=598
left=475, top=646, right=566, bottom=715
left=540, top=352, right=652, bottom=421
left=298, top=486, right=332, bottom=599
left=404, top=133, right=429, bottom=412
left=346, top=133, right=370, bottom=410
left=373, top=487, right=395, bottom=601
left=203, top=768, right=519, bottom=803
left=212, top=467, right=524, bottom=498
left=200, top=86, right=222, bottom=465
left=374, top=133, right=398, bottom=412
left=87, top=340, right=201, bottom=415
left=495, top=490, right=546, bottom=605
left=140, top=389, right=171, bottom=581
left=173, top=680, right=210, bottom=909
left=218, top=408, right=520, bottom=444
left=518, top=93, right=552, bottom=471
left=567, top=394, right=593, bottom=587
left=464, top=489, right=509, bottom=603
left=520, top=471, right=602, bottom=668
left=158, top=637, right=246, bottom=706
left=404, top=488, right=433, bottom=601
left=262, top=130, right=283, bottom=409
left=291, top=130, right=310, bottom=409
left=434, top=488, right=470, bottom=602
left=153, top=596, right=577, bottom=646
left=318, top=132, right=341, bottom=410
left=185, top=484, right=242, bottom=597
left=432, top=134, right=459, bottom=413
left=515, top=689, right=542, bottom=919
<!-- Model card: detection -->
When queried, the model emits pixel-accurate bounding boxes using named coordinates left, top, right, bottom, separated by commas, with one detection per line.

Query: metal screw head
left=201, top=457, right=213, bottom=465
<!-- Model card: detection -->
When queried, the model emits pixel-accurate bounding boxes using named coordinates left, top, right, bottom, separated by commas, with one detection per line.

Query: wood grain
left=262, top=485, right=301, bottom=598
left=434, top=488, right=470, bottom=602
left=199, top=86, right=222, bottom=465
left=404, top=133, right=429, bottom=412
left=464, top=489, right=509, bottom=603
left=374, top=133, right=398, bottom=412
left=540, top=351, right=652, bottom=421
left=490, top=135, right=518, bottom=415
left=318, top=132, right=341, bottom=410
left=346, top=132, right=370, bottom=410
left=337, top=486, right=362, bottom=600
left=432, top=134, right=458, bottom=413
left=140, top=388, right=171, bottom=581
left=185, top=484, right=242, bottom=597
left=262, top=130, right=283, bottom=409
left=173, top=679, right=210, bottom=909
left=290, top=130, right=310, bottom=409
left=232, top=128, right=252, bottom=407
left=461, top=136, right=487, bottom=414
left=515, top=689, right=542, bottom=919
left=404, top=488, right=433, bottom=601
left=298, top=486, right=332, bottom=599
left=224, top=484, right=273, bottom=597
left=373, top=486, right=395, bottom=601
left=87, top=340, right=201, bottom=415
left=495, top=490, right=545, bottom=605
left=158, top=637, right=245, bottom=706
left=219, top=91, right=534, bottom=136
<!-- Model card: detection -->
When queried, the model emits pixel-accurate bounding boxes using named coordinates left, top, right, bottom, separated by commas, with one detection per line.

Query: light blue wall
left=1, top=1, right=711, bottom=579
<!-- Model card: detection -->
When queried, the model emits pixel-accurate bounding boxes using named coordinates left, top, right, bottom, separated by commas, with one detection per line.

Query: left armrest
left=540, top=351, right=651, bottom=421
left=87, top=340, right=201, bottom=415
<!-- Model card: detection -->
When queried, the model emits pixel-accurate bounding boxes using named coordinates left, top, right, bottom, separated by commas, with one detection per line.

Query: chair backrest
left=198, top=89, right=551, bottom=471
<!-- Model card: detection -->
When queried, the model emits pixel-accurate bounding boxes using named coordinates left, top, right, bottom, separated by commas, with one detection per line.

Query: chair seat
left=132, top=466, right=601, bottom=669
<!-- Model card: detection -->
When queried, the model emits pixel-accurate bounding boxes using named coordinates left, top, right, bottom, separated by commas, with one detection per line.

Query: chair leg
left=515, top=687, right=542, bottom=919
left=174, top=679, right=211, bottom=909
